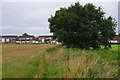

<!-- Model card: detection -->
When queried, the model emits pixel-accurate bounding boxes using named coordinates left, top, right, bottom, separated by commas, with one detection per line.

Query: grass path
left=2, top=44, right=119, bottom=78
left=34, top=46, right=65, bottom=78
left=2, top=44, right=55, bottom=78
left=34, top=45, right=119, bottom=78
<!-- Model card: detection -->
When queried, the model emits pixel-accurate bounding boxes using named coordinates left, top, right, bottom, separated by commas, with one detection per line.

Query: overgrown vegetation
left=37, top=45, right=119, bottom=78
left=2, top=44, right=119, bottom=78
left=3, top=55, right=40, bottom=78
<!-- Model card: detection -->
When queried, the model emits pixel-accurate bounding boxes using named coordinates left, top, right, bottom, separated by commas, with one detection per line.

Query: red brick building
left=0, top=33, right=36, bottom=44
left=0, top=33, right=56, bottom=44
left=0, top=35, right=17, bottom=43
left=38, top=35, right=53, bottom=43
left=16, top=33, right=35, bottom=43
left=110, top=35, right=120, bottom=43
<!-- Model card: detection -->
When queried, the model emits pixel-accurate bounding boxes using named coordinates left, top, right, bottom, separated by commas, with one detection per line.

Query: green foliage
left=22, top=33, right=29, bottom=36
left=41, top=61, right=64, bottom=78
left=46, top=45, right=61, bottom=53
left=2, top=44, right=119, bottom=78
left=2, top=55, right=40, bottom=78
left=48, top=2, right=117, bottom=49
left=41, top=44, right=119, bottom=78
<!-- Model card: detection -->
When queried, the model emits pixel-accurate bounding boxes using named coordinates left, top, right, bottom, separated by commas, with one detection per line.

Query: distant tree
left=35, top=37, right=39, bottom=41
left=23, top=33, right=29, bottom=36
left=48, top=2, right=117, bottom=49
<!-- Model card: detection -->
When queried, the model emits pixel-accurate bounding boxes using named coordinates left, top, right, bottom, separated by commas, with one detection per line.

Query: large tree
left=48, top=2, right=117, bottom=49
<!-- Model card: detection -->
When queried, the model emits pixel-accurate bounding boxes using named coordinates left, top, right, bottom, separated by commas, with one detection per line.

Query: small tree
left=48, top=2, right=117, bottom=49
left=23, top=33, right=29, bottom=36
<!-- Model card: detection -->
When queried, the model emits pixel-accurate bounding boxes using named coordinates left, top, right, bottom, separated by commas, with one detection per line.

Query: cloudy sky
left=1, top=0, right=119, bottom=36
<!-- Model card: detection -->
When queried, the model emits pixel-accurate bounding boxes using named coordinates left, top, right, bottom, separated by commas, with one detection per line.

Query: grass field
left=2, top=44, right=119, bottom=78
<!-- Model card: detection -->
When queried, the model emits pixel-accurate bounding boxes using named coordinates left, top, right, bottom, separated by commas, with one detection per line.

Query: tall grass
left=2, top=44, right=119, bottom=78
left=111, top=44, right=119, bottom=52
left=2, top=54, right=40, bottom=78
left=36, top=45, right=119, bottom=78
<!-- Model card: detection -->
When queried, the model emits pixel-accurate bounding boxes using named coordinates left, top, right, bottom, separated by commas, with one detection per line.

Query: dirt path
left=34, top=48, right=64, bottom=78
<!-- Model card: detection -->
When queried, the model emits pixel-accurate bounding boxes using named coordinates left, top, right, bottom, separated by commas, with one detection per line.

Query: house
left=0, top=33, right=60, bottom=44
left=0, top=33, right=36, bottom=44
left=38, top=35, right=53, bottom=43
left=0, top=35, right=18, bottom=43
left=16, top=33, right=35, bottom=44
left=0, top=36, right=1, bottom=43
left=110, top=35, right=120, bottom=43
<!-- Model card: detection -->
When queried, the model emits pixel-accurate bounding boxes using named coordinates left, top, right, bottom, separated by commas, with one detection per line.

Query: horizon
left=0, top=33, right=53, bottom=37
left=1, top=1, right=119, bottom=36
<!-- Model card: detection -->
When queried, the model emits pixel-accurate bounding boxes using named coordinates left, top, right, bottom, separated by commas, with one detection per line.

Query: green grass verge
left=38, top=44, right=119, bottom=78
left=2, top=44, right=119, bottom=78
left=2, top=53, right=40, bottom=78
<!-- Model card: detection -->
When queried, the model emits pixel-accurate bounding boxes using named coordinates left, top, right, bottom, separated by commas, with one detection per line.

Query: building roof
left=38, top=35, right=53, bottom=37
left=112, top=35, right=120, bottom=42
left=0, top=35, right=18, bottom=38
left=18, top=35, right=35, bottom=38
left=18, top=33, right=35, bottom=38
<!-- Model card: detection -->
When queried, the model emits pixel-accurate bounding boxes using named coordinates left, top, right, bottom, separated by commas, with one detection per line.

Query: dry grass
left=2, top=44, right=54, bottom=64
left=2, top=44, right=55, bottom=78
left=2, top=44, right=119, bottom=78
left=36, top=45, right=118, bottom=78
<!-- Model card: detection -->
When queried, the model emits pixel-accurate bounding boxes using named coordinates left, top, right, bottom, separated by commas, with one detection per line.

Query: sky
left=1, top=0, right=119, bottom=36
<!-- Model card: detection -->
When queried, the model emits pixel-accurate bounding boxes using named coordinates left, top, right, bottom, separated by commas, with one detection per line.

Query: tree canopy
left=23, top=33, right=29, bottom=36
left=48, top=2, right=117, bottom=49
